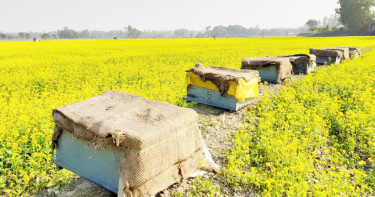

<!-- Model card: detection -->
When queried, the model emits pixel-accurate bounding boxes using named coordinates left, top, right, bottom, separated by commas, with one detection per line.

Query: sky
left=0, top=0, right=339, bottom=32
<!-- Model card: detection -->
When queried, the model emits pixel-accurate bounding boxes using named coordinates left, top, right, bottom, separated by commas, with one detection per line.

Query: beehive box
left=310, top=48, right=343, bottom=65
left=184, top=63, right=259, bottom=111
left=338, top=46, right=362, bottom=57
left=323, top=47, right=350, bottom=60
left=241, top=57, right=293, bottom=83
left=280, top=54, right=316, bottom=75
left=52, top=90, right=215, bottom=196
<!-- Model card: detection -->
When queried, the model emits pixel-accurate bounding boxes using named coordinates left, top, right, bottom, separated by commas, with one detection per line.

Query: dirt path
left=34, top=84, right=282, bottom=197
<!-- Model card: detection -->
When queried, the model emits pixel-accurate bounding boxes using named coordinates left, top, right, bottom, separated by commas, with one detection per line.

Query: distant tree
left=126, top=25, right=133, bottom=35
left=25, top=33, right=30, bottom=39
left=205, top=26, right=212, bottom=37
left=336, top=0, right=375, bottom=32
left=19, top=32, right=25, bottom=39
left=79, top=29, right=90, bottom=38
left=41, top=33, right=50, bottom=39
left=7, top=35, right=14, bottom=40
left=174, top=29, right=190, bottom=37
left=322, top=14, right=341, bottom=28
left=126, top=25, right=142, bottom=38
left=195, top=32, right=204, bottom=38
left=57, top=27, right=79, bottom=39
left=306, top=19, right=319, bottom=30
left=226, top=25, right=247, bottom=37
left=247, top=26, right=261, bottom=36
left=0, top=34, right=6, bottom=39
left=211, top=25, right=227, bottom=37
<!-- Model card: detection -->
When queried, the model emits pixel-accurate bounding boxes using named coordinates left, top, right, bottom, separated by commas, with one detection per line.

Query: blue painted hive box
left=241, top=57, right=293, bottom=83
left=184, top=63, right=259, bottom=111
left=52, top=90, right=213, bottom=196
left=310, top=48, right=343, bottom=65
left=280, top=54, right=317, bottom=75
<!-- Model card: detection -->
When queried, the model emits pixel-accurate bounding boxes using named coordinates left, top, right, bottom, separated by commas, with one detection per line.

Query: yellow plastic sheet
left=186, top=72, right=259, bottom=102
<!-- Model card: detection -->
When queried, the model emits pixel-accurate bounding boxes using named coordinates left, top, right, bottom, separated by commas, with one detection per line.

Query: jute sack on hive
left=278, top=54, right=317, bottom=74
left=337, top=46, right=362, bottom=57
left=241, top=57, right=293, bottom=83
left=309, top=48, right=343, bottom=58
left=185, top=63, right=260, bottom=102
left=52, top=90, right=215, bottom=197
left=280, top=54, right=316, bottom=62
left=323, top=47, right=350, bottom=60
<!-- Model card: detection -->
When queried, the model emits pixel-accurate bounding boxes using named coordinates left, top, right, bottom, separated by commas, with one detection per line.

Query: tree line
left=305, top=0, right=375, bottom=34
left=0, top=26, right=143, bottom=40
left=1, top=1, right=374, bottom=40
left=0, top=25, right=304, bottom=40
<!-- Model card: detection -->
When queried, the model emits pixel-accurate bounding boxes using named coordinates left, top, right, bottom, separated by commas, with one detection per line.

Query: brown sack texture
left=278, top=54, right=316, bottom=63
left=278, top=54, right=316, bottom=75
left=52, top=90, right=210, bottom=196
left=338, top=46, right=362, bottom=56
left=186, top=63, right=260, bottom=96
left=310, top=48, right=343, bottom=57
left=241, top=57, right=292, bottom=83
left=309, top=54, right=317, bottom=62
left=324, top=47, right=350, bottom=60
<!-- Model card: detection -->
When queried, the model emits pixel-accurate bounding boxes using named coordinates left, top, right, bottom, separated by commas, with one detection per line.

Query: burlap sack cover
left=279, top=54, right=316, bottom=72
left=310, top=48, right=343, bottom=58
left=309, top=54, right=317, bottom=62
left=323, top=47, right=350, bottom=60
left=279, top=54, right=316, bottom=64
left=349, top=47, right=362, bottom=56
left=338, top=46, right=362, bottom=56
left=241, top=57, right=293, bottom=83
left=52, top=90, right=213, bottom=197
left=186, top=63, right=260, bottom=96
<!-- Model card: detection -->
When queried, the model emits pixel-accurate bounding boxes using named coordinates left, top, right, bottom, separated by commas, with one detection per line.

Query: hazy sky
left=0, top=0, right=339, bottom=32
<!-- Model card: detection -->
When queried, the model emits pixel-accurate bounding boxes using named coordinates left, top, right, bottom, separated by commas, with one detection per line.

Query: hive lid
left=186, top=63, right=259, bottom=82
left=338, top=46, right=362, bottom=55
left=323, top=47, right=350, bottom=59
left=279, top=54, right=316, bottom=62
left=53, top=90, right=198, bottom=150
left=242, top=57, right=290, bottom=67
left=310, top=48, right=343, bottom=57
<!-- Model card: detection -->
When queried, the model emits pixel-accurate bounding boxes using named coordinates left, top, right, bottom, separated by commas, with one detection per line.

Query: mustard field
left=221, top=53, right=375, bottom=196
left=1, top=37, right=375, bottom=196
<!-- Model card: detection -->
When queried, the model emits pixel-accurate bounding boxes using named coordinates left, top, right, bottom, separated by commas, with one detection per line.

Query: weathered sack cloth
left=310, top=48, right=343, bottom=57
left=186, top=63, right=260, bottom=96
left=279, top=54, right=316, bottom=63
left=278, top=54, right=316, bottom=74
left=52, top=90, right=213, bottom=197
left=323, top=47, right=350, bottom=60
left=338, top=46, right=362, bottom=56
left=241, top=57, right=293, bottom=83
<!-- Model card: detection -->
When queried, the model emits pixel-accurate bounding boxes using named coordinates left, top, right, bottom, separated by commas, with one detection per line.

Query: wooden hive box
left=184, top=63, right=259, bottom=111
left=241, top=57, right=293, bottom=83
left=338, top=46, right=362, bottom=57
left=310, top=48, right=343, bottom=65
left=280, top=54, right=316, bottom=75
left=52, top=90, right=215, bottom=196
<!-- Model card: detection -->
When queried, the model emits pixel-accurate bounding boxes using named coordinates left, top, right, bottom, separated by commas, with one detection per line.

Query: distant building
left=33, top=38, right=40, bottom=42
